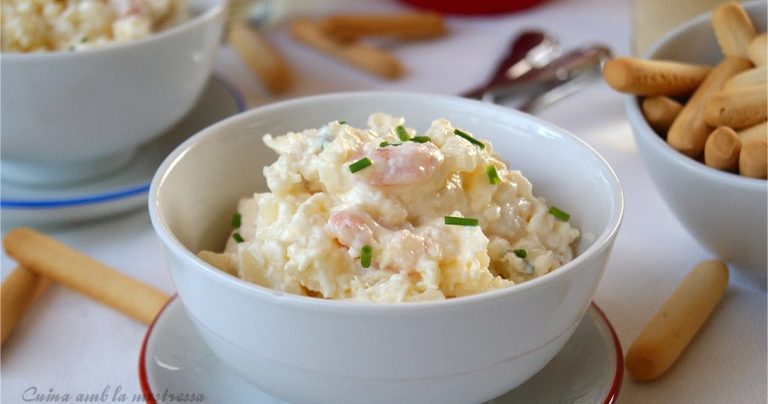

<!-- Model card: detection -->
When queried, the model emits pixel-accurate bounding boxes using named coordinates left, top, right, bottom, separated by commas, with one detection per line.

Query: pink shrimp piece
left=327, top=210, right=374, bottom=248
left=367, top=142, right=443, bottom=186
left=110, top=0, right=143, bottom=16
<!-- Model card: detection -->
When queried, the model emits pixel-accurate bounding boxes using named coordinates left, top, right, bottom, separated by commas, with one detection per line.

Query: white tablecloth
left=2, top=0, right=766, bottom=403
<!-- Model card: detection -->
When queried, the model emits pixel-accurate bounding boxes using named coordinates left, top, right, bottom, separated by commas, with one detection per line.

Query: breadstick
left=738, top=121, right=768, bottom=144
left=602, top=57, right=711, bottom=96
left=641, top=96, right=684, bottom=134
left=747, top=33, right=767, bottom=66
left=319, top=12, right=446, bottom=41
left=289, top=18, right=404, bottom=79
left=1, top=267, right=50, bottom=344
left=704, top=126, right=741, bottom=172
left=626, top=260, right=729, bottom=382
left=740, top=138, right=768, bottom=178
left=3, top=228, right=170, bottom=325
left=724, top=65, right=768, bottom=90
left=227, top=21, right=292, bottom=94
left=704, top=84, right=768, bottom=129
left=667, top=57, right=752, bottom=157
left=711, top=1, right=757, bottom=58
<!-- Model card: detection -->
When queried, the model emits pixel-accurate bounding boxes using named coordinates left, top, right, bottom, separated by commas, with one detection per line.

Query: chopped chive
left=380, top=141, right=402, bottom=147
left=548, top=206, right=571, bottom=222
left=231, top=212, right=242, bottom=228
left=338, top=120, right=347, bottom=125
left=444, top=216, right=479, bottom=226
left=486, top=165, right=501, bottom=185
left=81, top=36, right=88, bottom=43
left=454, top=128, right=485, bottom=149
left=410, top=136, right=431, bottom=143
left=361, top=245, right=373, bottom=268
left=349, top=157, right=372, bottom=173
left=232, top=232, right=245, bottom=243
left=513, top=249, right=527, bottom=259
left=395, top=125, right=410, bottom=141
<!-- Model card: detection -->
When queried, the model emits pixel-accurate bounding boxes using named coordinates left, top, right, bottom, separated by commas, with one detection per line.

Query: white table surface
left=2, top=0, right=766, bottom=403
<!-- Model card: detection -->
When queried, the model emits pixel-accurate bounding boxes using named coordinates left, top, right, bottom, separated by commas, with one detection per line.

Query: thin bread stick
left=602, top=57, right=711, bottom=96
left=641, top=96, right=683, bottom=135
left=1, top=267, right=50, bottom=344
left=747, top=33, right=767, bottom=66
left=319, top=12, right=446, bottom=41
left=739, top=138, right=768, bottom=178
left=227, top=21, right=292, bottom=94
left=711, top=1, right=757, bottom=58
left=3, top=228, right=170, bottom=325
left=704, top=84, right=768, bottom=129
left=625, top=260, right=729, bottom=382
left=667, top=57, right=752, bottom=157
left=704, top=126, right=741, bottom=172
left=289, top=18, right=404, bottom=79
left=724, top=65, right=768, bottom=90
left=738, top=121, right=768, bottom=144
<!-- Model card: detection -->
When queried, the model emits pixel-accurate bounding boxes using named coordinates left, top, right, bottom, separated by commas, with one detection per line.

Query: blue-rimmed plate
left=1, top=76, right=245, bottom=228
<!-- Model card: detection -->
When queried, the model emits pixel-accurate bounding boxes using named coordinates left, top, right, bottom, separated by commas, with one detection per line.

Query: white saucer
left=0, top=76, right=245, bottom=228
left=139, top=297, right=623, bottom=404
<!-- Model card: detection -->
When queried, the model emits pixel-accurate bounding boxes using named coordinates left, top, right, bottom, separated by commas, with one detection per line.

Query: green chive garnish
left=548, top=206, right=571, bottom=222
left=410, top=136, right=431, bottom=143
left=338, top=120, right=347, bottom=125
left=444, top=216, right=479, bottom=226
left=232, top=233, right=244, bottom=243
left=361, top=245, right=373, bottom=268
left=454, top=128, right=485, bottom=148
left=349, top=157, right=372, bottom=173
left=231, top=212, right=242, bottom=228
left=513, top=249, right=527, bottom=259
left=486, top=165, right=501, bottom=185
left=395, top=125, right=410, bottom=141
left=380, top=141, right=402, bottom=147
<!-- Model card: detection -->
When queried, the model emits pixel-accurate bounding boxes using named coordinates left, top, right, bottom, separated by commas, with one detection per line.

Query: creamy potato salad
left=1, top=0, right=186, bottom=52
left=200, top=114, right=580, bottom=303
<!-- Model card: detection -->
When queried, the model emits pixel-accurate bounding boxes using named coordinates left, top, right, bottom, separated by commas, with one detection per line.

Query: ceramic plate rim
left=0, top=75, right=245, bottom=211
left=138, top=296, right=624, bottom=404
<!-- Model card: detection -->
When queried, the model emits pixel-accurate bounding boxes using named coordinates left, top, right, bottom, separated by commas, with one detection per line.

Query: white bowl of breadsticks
left=605, top=0, right=767, bottom=284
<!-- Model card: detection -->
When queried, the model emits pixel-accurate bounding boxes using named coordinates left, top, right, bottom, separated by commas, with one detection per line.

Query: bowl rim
left=0, top=0, right=224, bottom=60
left=626, top=0, right=767, bottom=193
left=149, top=91, right=624, bottom=312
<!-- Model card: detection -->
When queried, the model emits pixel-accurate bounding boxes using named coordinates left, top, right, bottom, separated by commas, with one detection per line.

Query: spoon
left=461, top=30, right=562, bottom=100
left=516, top=45, right=612, bottom=112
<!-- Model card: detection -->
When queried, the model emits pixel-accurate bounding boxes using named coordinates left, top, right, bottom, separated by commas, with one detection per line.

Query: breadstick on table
left=1, top=267, right=50, bottom=344
left=227, top=21, right=292, bottom=94
left=738, top=121, right=768, bottom=144
left=704, top=84, right=768, bottom=130
left=289, top=18, right=404, bottom=79
left=667, top=57, right=752, bottom=157
left=625, top=260, right=729, bottom=382
left=747, top=33, right=767, bottom=66
left=704, top=126, right=741, bottom=172
left=641, top=96, right=683, bottom=135
left=602, top=57, right=712, bottom=96
left=739, top=138, right=768, bottom=178
left=724, top=65, right=767, bottom=90
left=3, top=228, right=170, bottom=325
left=711, top=1, right=757, bottom=58
left=319, top=12, right=446, bottom=41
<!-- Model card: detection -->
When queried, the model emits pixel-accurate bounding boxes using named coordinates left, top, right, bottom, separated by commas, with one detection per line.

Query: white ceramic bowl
left=149, top=92, right=623, bottom=404
left=0, top=0, right=225, bottom=185
left=625, top=0, right=767, bottom=284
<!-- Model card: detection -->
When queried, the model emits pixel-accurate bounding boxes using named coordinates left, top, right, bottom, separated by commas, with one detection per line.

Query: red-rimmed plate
left=139, top=297, right=622, bottom=403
